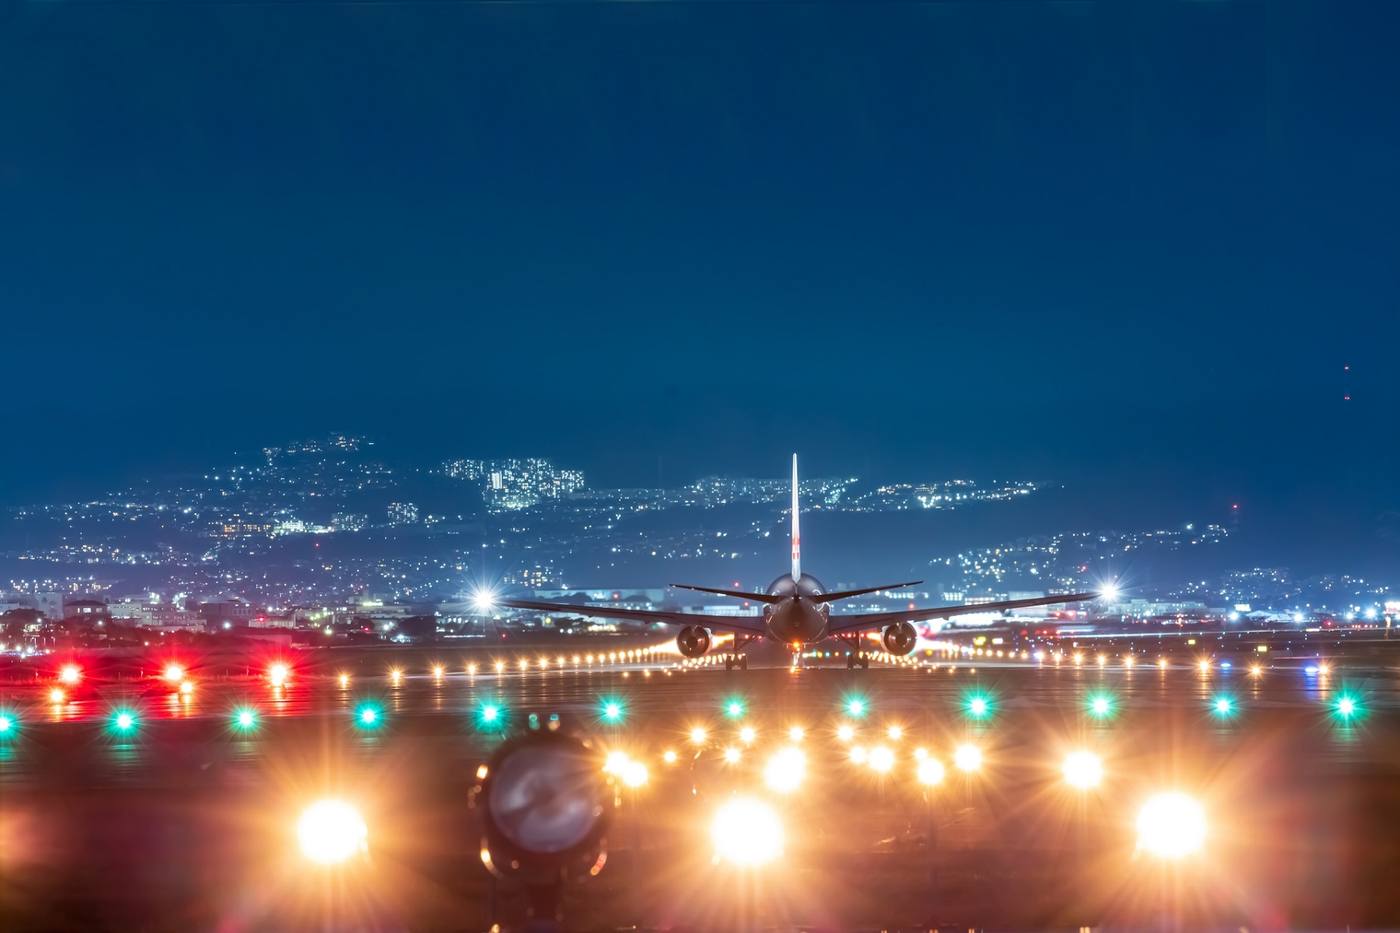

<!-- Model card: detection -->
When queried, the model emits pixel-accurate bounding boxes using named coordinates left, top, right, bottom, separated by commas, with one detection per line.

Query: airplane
left=498, top=455, right=1099, bottom=669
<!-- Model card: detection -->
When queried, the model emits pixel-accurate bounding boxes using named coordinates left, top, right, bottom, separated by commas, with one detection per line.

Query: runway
left=2, top=647, right=1399, bottom=929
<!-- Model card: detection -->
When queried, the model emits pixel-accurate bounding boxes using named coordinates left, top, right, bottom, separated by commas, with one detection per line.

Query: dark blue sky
left=2, top=1, right=1397, bottom=536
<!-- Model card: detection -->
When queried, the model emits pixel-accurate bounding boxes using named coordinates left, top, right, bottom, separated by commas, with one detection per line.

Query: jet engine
left=677, top=625, right=712, bottom=659
left=881, top=621, right=917, bottom=656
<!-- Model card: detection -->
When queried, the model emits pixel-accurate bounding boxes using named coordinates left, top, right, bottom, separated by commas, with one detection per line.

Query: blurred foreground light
left=1062, top=751, right=1103, bottom=790
left=916, top=756, right=945, bottom=786
left=868, top=745, right=895, bottom=774
left=267, top=663, right=290, bottom=687
left=763, top=746, right=806, bottom=794
left=711, top=797, right=783, bottom=867
left=297, top=799, right=368, bottom=865
left=620, top=759, right=649, bottom=789
left=59, top=664, right=82, bottom=686
left=954, top=744, right=982, bottom=773
left=1136, top=793, right=1207, bottom=859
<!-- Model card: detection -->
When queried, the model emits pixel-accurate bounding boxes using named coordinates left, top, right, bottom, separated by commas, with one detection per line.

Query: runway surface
left=2, top=644, right=1399, bottom=929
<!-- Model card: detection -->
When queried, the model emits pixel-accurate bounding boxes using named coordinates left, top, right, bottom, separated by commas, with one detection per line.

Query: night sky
left=3, top=2, right=1397, bottom=550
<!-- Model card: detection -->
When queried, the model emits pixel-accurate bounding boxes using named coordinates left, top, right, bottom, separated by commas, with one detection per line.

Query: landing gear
left=723, top=634, right=758, bottom=671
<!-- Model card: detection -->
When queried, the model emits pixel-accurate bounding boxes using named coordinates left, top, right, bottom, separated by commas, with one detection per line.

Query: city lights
left=1136, top=793, right=1207, bottom=859
left=710, top=797, right=783, bottom=867
left=297, top=799, right=368, bottom=865
left=763, top=746, right=807, bottom=794
left=1062, top=751, right=1103, bottom=790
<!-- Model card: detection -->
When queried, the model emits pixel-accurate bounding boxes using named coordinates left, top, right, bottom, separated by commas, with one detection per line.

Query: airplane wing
left=497, top=597, right=770, bottom=634
left=668, top=583, right=782, bottom=604
left=826, top=592, right=1097, bottom=634
left=808, top=581, right=924, bottom=604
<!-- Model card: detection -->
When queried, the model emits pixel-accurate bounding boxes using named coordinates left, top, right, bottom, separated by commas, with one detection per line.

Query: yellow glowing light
left=849, top=746, right=868, bottom=765
left=739, top=726, right=757, bottom=745
left=1158, top=658, right=1168, bottom=670
left=723, top=746, right=742, bottom=764
left=954, top=744, right=982, bottom=773
left=787, top=725, right=806, bottom=743
left=689, top=726, right=708, bottom=746
left=604, top=751, right=630, bottom=775
left=1062, top=751, right=1104, bottom=790
left=268, top=663, right=289, bottom=687
left=1073, top=652, right=1084, bottom=666
left=48, top=687, right=66, bottom=704
left=620, top=760, right=649, bottom=789
left=662, top=749, right=678, bottom=765
left=178, top=679, right=194, bottom=696
left=1136, top=792, right=1207, bottom=859
left=711, top=797, right=783, bottom=867
left=432, top=664, right=445, bottom=679
left=763, top=746, right=807, bottom=794
left=916, top=756, right=946, bottom=786
left=389, top=668, right=404, bottom=686
left=868, top=745, right=895, bottom=774
left=297, top=799, right=368, bottom=865
left=885, top=725, right=904, bottom=741
left=494, top=660, right=506, bottom=673
left=338, top=673, right=350, bottom=688
left=836, top=724, right=856, bottom=743
left=1123, top=654, right=1135, bottom=668
left=163, top=663, right=185, bottom=682
left=59, top=664, right=82, bottom=686
left=1097, top=653, right=1107, bottom=667
left=1249, top=663, right=1262, bottom=677
left=1197, top=658, right=1211, bottom=674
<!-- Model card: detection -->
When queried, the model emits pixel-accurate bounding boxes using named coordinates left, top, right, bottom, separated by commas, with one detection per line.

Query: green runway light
left=476, top=700, right=507, bottom=731
left=723, top=697, right=747, bottom=720
left=1333, top=694, right=1361, bottom=721
left=232, top=707, right=260, bottom=733
left=1086, top=690, right=1117, bottom=720
left=0, top=711, right=15, bottom=738
left=354, top=702, right=384, bottom=730
left=599, top=697, right=626, bottom=724
left=110, top=709, right=139, bottom=736
left=842, top=693, right=869, bottom=719
left=962, top=689, right=995, bottom=721
left=1211, top=694, right=1236, bottom=718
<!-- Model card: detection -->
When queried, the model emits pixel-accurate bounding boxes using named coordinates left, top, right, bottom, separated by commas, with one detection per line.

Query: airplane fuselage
left=762, top=573, right=830, bottom=647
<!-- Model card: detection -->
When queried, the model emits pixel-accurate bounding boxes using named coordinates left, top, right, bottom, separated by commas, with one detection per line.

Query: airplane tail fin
left=790, top=453, right=801, bottom=581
